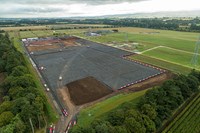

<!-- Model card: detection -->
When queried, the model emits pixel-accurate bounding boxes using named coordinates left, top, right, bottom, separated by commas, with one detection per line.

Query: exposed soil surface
left=27, top=44, right=60, bottom=51
left=67, top=77, right=113, bottom=105
left=126, top=71, right=175, bottom=92
left=27, top=37, right=78, bottom=52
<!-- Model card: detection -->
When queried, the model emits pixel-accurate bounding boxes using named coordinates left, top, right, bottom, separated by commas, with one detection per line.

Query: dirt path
left=126, top=72, right=174, bottom=91
left=57, top=87, right=80, bottom=132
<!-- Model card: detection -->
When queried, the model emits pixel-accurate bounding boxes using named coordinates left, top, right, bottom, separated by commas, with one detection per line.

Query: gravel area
left=31, top=38, right=161, bottom=90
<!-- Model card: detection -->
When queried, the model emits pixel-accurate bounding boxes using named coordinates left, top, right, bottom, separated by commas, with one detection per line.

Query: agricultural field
left=162, top=93, right=200, bottom=133
left=1, top=24, right=109, bottom=31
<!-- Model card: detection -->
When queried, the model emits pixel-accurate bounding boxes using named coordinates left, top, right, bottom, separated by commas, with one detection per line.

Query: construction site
left=23, top=36, right=169, bottom=132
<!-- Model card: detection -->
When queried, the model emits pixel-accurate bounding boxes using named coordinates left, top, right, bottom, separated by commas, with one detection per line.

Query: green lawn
left=130, top=54, right=191, bottom=74
left=77, top=89, right=148, bottom=127
left=85, top=32, right=197, bottom=53
left=143, top=47, right=200, bottom=70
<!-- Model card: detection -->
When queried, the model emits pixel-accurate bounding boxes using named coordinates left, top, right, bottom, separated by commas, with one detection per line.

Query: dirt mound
left=67, top=77, right=113, bottom=105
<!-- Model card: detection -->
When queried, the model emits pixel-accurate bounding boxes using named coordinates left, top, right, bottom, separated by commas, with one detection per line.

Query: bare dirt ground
left=67, top=77, right=113, bottom=105
left=57, top=88, right=80, bottom=132
left=29, top=40, right=60, bottom=46
left=60, top=37, right=78, bottom=46
left=27, top=44, right=60, bottom=52
left=125, top=71, right=174, bottom=92
left=27, top=37, right=78, bottom=52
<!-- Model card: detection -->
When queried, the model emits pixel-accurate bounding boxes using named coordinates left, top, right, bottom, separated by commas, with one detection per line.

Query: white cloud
left=0, top=0, right=199, bottom=18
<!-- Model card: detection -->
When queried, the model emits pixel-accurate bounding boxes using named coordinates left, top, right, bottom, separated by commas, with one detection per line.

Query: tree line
left=70, top=70, right=200, bottom=133
left=1, top=18, right=200, bottom=32
left=0, top=34, right=48, bottom=133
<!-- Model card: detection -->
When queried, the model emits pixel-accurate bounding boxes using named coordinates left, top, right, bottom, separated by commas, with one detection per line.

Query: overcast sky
left=0, top=0, right=199, bottom=18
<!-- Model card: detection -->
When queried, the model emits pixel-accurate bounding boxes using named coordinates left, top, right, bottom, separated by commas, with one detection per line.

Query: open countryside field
left=143, top=46, right=200, bottom=70
left=84, top=30, right=198, bottom=53
left=77, top=89, right=148, bottom=127
left=162, top=93, right=200, bottom=133
left=9, top=29, right=86, bottom=39
left=1, top=24, right=109, bottom=31
left=76, top=27, right=199, bottom=73
left=11, top=27, right=199, bottom=54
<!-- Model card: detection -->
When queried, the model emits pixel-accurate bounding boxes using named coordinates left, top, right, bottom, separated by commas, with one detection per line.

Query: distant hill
left=70, top=10, right=200, bottom=19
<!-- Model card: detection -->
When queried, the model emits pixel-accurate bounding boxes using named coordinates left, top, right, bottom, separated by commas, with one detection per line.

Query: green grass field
left=1, top=24, right=109, bottom=31
left=162, top=93, right=200, bottom=133
left=143, top=47, right=200, bottom=70
left=83, top=29, right=198, bottom=53
left=130, top=54, right=191, bottom=74
left=77, top=89, right=148, bottom=127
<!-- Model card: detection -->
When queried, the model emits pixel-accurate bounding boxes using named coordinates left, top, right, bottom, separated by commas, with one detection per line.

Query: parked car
left=49, top=125, right=53, bottom=133
left=62, top=109, right=68, bottom=117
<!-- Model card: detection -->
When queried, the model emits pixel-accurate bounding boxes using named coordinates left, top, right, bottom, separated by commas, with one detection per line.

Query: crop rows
left=163, top=93, right=200, bottom=133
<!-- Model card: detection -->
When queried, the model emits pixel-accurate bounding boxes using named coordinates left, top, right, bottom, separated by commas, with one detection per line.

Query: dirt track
left=126, top=71, right=174, bottom=92
left=57, top=88, right=79, bottom=132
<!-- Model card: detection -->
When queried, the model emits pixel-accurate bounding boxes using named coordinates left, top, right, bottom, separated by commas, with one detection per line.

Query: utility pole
left=191, top=35, right=200, bottom=68
left=124, top=32, right=128, bottom=43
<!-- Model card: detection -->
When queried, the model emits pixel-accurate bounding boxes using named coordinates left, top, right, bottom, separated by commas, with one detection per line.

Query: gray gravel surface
left=32, top=38, right=160, bottom=90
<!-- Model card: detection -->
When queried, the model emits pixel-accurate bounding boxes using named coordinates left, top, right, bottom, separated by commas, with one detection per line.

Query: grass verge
left=77, top=89, right=148, bottom=127
left=143, top=47, right=200, bottom=70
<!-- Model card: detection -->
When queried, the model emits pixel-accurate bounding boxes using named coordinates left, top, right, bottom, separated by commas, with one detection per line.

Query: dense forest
left=70, top=71, right=200, bottom=133
left=1, top=18, right=200, bottom=32
left=0, top=34, right=48, bottom=133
